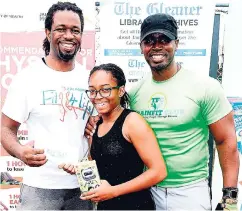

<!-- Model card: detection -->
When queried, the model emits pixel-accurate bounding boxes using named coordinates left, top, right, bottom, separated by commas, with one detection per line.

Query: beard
left=148, top=54, right=174, bottom=73
left=57, top=45, right=80, bottom=62
left=59, top=50, right=76, bottom=62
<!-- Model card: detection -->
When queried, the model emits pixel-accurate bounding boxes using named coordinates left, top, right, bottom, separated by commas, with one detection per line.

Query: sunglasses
left=143, top=34, right=173, bottom=46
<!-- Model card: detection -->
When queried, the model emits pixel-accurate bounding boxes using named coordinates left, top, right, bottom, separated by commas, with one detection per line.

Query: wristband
left=222, top=187, right=238, bottom=200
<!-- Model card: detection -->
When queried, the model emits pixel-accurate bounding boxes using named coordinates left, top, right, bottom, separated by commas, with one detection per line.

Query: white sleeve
left=2, top=71, right=30, bottom=123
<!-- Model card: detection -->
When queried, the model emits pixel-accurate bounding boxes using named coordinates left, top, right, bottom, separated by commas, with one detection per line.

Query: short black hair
left=43, top=1, right=84, bottom=56
left=89, top=63, right=130, bottom=108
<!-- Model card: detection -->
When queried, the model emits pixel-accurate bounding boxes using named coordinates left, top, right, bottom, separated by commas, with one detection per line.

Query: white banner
left=0, top=0, right=96, bottom=32
left=222, top=0, right=242, bottom=97
left=98, top=0, right=215, bottom=90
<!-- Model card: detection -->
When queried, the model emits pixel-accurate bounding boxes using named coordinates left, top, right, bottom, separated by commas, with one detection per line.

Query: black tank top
left=91, top=109, right=155, bottom=210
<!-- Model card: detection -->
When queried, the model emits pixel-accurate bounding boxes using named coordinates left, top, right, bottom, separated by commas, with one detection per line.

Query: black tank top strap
left=93, top=109, right=135, bottom=140
left=112, top=109, right=134, bottom=130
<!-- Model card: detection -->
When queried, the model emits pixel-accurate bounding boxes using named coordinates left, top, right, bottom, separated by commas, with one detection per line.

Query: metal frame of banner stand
left=94, top=1, right=230, bottom=200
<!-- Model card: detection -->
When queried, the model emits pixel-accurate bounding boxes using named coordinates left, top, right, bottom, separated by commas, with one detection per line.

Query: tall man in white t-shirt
left=1, top=2, right=93, bottom=210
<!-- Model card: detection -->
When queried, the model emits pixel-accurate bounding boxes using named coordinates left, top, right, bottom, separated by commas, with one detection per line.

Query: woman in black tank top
left=60, top=63, right=167, bottom=210
left=91, top=109, right=155, bottom=210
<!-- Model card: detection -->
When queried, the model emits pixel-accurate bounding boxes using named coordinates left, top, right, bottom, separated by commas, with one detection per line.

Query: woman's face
left=88, top=70, right=123, bottom=114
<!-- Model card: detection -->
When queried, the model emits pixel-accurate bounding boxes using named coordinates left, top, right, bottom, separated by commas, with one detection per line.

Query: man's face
left=140, top=33, right=178, bottom=72
left=46, top=10, right=82, bottom=62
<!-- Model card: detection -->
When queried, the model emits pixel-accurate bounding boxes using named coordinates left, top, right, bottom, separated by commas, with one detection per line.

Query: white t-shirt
left=2, top=58, right=95, bottom=189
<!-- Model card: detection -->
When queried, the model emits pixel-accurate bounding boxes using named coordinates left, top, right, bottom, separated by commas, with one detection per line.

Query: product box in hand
left=75, top=160, right=101, bottom=193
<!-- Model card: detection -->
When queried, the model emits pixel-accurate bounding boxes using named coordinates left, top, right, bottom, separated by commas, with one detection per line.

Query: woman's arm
left=113, top=112, right=167, bottom=195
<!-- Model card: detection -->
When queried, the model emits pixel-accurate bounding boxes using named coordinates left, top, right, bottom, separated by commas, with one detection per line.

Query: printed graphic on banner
left=227, top=97, right=242, bottom=211
left=0, top=188, right=21, bottom=210
left=0, top=158, right=25, bottom=186
left=228, top=97, right=242, bottom=155
left=98, top=0, right=215, bottom=90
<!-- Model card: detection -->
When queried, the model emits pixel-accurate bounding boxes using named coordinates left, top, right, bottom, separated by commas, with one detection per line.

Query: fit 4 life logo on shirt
left=42, top=86, right=94, bottom=121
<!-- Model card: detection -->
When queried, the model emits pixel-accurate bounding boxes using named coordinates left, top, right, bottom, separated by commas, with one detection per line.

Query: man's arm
left=209, top=111, right=239, bottom=187
left=1, top=113, right=47, bottom=167
left=1, top=113, right=23, bottom=158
